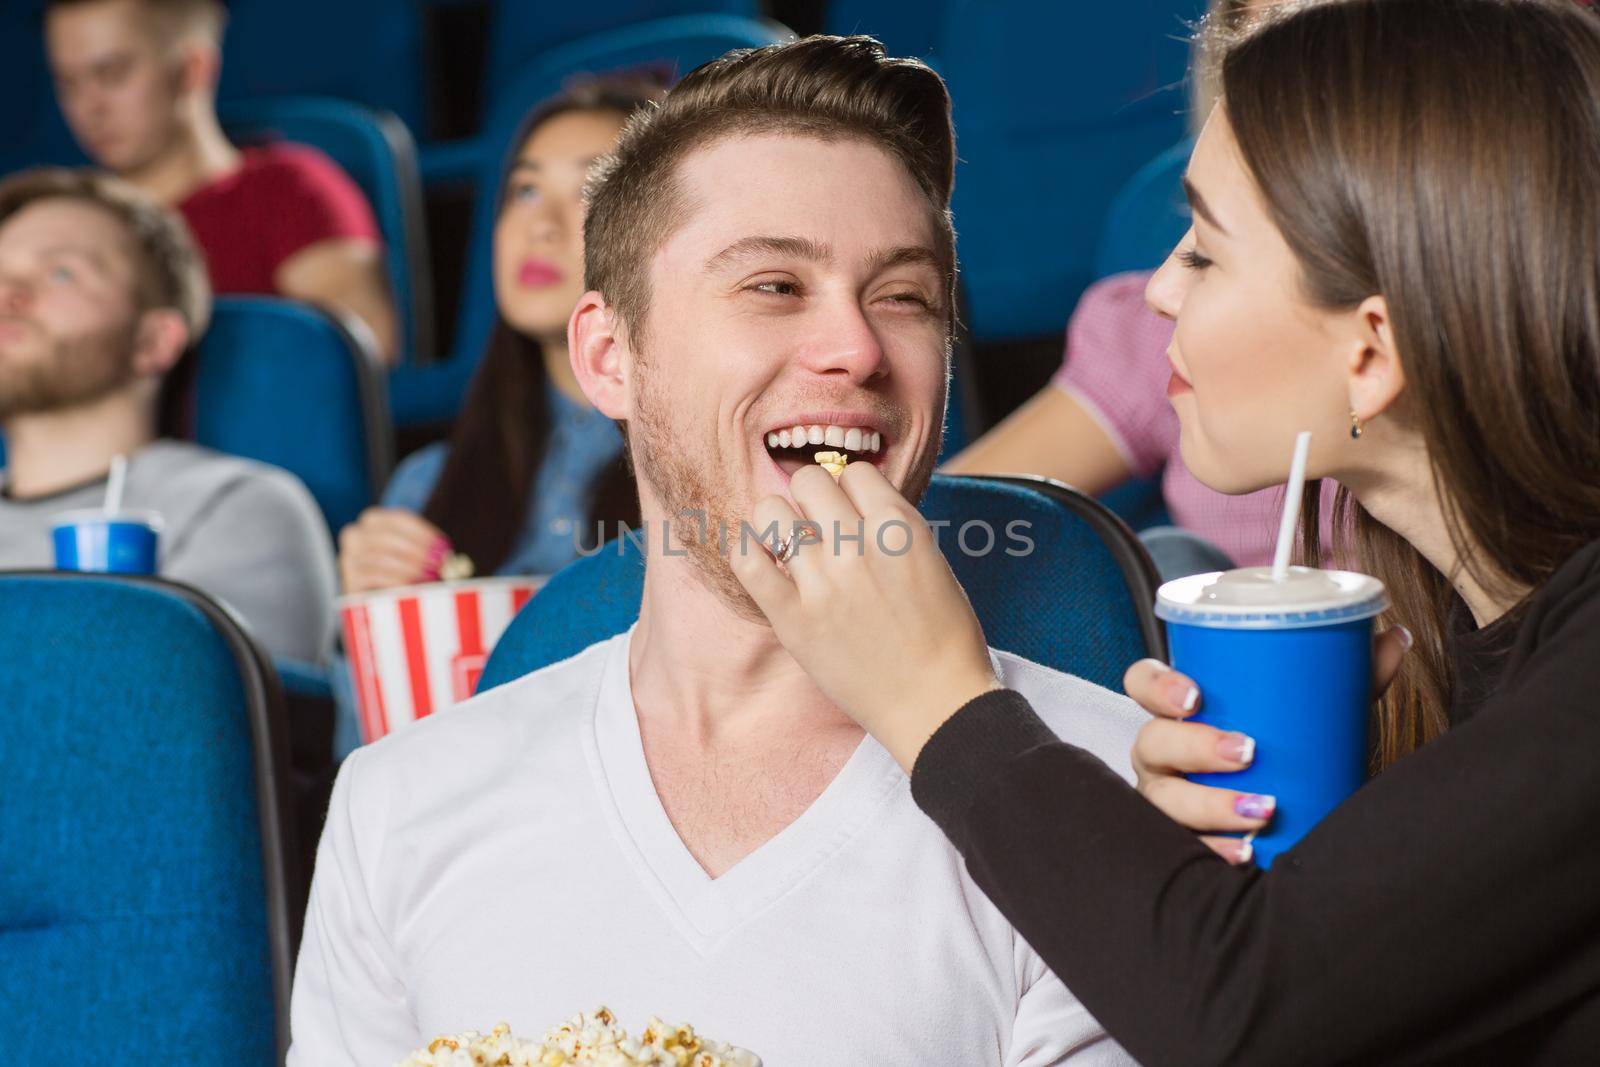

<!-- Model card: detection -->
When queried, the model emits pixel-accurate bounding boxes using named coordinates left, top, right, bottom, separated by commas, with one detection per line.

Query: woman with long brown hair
left=338, top=79, right=658, bottom=595
left=731, top=0, right=1600, bottom=1062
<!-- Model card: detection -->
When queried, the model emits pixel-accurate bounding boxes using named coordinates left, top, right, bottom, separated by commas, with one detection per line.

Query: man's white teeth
left=765, top=425, right=884, bottom=453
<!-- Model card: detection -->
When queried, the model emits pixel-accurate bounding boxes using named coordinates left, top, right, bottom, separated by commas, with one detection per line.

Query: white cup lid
left=1156, top=566, right=1388, bottom=629
left=50, top=508, right=164, bottom=531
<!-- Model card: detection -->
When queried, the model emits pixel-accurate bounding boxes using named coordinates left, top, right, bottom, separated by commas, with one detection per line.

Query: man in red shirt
left=43, top=0, right=400, bottom=363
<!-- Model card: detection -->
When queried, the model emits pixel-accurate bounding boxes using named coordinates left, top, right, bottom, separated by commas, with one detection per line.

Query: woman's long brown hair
left=421, top=78, right=663, bottom=573
left=1215, top=0, right=1600, bottom=769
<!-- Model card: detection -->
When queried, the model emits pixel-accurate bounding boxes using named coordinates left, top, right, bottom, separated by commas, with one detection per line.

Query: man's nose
left=1145, top=232, right=1191, bottom=322
left=0, top=276, right=31, bottom=315
left=798, top=301, right=889, bottom=384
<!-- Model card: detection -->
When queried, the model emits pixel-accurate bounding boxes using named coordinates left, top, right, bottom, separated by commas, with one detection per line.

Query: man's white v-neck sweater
left=288, top=630, right=1144, bottom=1065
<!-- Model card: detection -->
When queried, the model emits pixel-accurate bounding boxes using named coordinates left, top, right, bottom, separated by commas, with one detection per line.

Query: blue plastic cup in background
left=51, top=509, right=163, bottom=575
left=1155, top=566, right=1388, bottom=868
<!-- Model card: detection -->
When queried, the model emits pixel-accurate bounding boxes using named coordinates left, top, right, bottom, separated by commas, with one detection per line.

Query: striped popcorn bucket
left=338, top=576, right=545, bottom=745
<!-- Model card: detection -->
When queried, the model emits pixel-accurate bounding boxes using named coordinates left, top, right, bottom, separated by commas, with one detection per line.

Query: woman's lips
left=517, top=259, right=563, bottom=287
left=1165, top=351, right=1193, bottom=397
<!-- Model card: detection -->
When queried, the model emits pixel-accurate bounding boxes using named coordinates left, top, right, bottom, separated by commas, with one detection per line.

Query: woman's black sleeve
left=911, top=611, right=1600, bottom=1066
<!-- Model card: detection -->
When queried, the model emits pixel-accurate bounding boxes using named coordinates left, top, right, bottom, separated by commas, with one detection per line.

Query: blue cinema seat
left=482, top=0, right=763, bottom=105
left=196, top=297, right=394, bottom=534
left=217, top=0, right=429, bottom=136
left=479, top=473, right=1165, bottom=695
left=221, top=97, right=436, bottom=364
left=1094, top=139, right=1195, bottom=279
left=0, top=571, right=300, bottom=1060
left=825, top=0, right=1205, bottom=341
left=0, top=0, right=85, bottom=176
left=393, top=14, right=794, bottom=429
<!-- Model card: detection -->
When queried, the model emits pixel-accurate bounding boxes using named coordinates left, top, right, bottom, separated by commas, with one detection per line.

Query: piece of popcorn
left=812, top=450, right=847, bottom=479
left=438, top=551, right=475, bottom=581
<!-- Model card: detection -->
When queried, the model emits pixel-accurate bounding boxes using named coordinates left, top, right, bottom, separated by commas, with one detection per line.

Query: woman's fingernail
left=1217, top=732, right=1256, bottom=765
left=1233, top=793, right=1276, bottom=820
left=1395, top=624, right=1414, bottom=651
left=1165, top=673, right=1200, bottom=714
left=426, top=537, right=450, bottom=562
left=1231, top=838, right=1254, bottom=866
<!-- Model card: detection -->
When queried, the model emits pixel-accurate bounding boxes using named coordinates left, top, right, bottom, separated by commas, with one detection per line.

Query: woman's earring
left=1350, top=411, right=1364, bottom=440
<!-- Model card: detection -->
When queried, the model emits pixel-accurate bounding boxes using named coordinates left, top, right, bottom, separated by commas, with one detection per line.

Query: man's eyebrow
left=1181, top=175, right=1229, bottom=236
left=704, top=235, right=831, bottom=272
left=865, top=245, right=944, bottom=276
left=87, top=51, right=136, bottom=75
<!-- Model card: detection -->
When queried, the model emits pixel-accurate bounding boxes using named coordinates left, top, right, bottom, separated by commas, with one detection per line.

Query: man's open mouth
left=762, top=422, right=886, bottom=477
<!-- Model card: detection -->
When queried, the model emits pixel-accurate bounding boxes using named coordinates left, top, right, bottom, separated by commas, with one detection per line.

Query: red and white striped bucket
left=338, top=576, right=545, bottom=745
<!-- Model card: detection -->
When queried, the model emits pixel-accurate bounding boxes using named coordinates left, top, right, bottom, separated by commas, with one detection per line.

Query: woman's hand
left=729, top=462, right=1000, bottom=771
left=337, top=508, right=452, bottom=595
left=1125, top=626, right=1412, bottom=864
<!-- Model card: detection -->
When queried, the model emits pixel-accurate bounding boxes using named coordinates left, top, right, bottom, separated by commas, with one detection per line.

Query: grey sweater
left=0, top=440, right=337, bottom=665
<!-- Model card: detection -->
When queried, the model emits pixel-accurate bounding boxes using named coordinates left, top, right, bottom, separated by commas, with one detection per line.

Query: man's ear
left=130, top=308, right=190, bottom=380
left=568, top=291, right=631, bottom=420
left=176, top=39, right=221, bottom=97
left=1346, top=294, right=1406, bottom=424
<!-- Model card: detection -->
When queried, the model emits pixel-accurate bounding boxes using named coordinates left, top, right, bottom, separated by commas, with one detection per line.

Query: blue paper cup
left=51, top=509, right=163, bottom=575
left=1155, top=566, right=1388, bottom=867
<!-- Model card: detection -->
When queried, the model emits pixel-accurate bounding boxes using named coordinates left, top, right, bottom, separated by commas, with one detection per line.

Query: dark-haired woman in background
left=733, top=1, right=1600, bottom=1063
left=338, top=80, right=658, bottom=596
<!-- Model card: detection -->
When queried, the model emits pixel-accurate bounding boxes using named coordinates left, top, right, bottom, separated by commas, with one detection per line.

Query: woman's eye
left=47, top=266, right=76, bottom=285
left=511, top=183, right=541, bottom=203
left=752, top=280, right=800, bottom=297
left=1178, top=249, right=1213, bottom=272
left=883, top=291, right=931, bottom=309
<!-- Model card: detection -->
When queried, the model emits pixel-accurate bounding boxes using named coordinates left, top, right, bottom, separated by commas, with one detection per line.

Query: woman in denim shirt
left=339, top=80, right=659, bottom=594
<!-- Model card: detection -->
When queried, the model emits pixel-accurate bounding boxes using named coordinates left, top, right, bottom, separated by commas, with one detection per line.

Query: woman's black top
left=911, top=538, right=1600, bottom=1066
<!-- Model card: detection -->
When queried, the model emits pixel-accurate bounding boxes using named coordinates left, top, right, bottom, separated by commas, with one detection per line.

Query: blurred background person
left=941, top=0, right=1320, bottom=579
left=0, top=167, right=337, bottom=665
left=43, top=0, right=401, bottom=362
left=330, top=81, right=659, bottom=754
left=337, top=79, right=660, bottom=598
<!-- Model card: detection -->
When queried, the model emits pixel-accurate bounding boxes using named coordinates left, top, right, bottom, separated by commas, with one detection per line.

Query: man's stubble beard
left=0, top=316, right=139, bottom=420
left=629, top=351, right=944, bottom=626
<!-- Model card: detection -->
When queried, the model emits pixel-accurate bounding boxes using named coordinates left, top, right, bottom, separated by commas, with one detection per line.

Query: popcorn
left=439, top=551, right=475, bottom=581
left=399, top=1010, right=760, bottom=1067
left=812, top=451, right=847, bottom=479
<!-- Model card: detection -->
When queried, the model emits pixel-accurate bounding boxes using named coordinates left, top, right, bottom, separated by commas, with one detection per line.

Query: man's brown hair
left=0, top=166, right=212, bottom=338
left=44, top=0, right=226, bottom=47
left=582, top=34, right=957, bottom=346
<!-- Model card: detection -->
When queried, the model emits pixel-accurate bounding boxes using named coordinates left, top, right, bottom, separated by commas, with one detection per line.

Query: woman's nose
left=1145, top=232, right=1192, bottom=322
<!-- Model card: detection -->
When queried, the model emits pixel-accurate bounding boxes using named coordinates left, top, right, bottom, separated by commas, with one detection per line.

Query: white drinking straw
left=104, top=454, right=127, bottom=515
left=1271, top=431, right=1313, bottom=581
